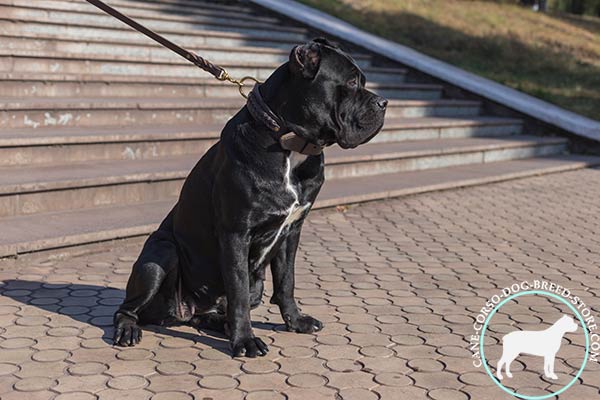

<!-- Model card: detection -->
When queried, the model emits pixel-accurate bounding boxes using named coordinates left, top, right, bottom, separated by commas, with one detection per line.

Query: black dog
left=113, top=38, right=387, bottom=357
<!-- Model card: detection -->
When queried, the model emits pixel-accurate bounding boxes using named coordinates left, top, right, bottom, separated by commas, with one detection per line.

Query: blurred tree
left=548, top=0, right=600, bottom=15
left=516, top=0, right=600, bottom=15
left=519, top=0, right=547, bottom=12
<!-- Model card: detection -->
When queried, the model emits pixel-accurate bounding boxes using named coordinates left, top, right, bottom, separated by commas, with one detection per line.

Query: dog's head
left=282, top=38, right=387, bottom=149
left=558, top=315, right=578, bottom=333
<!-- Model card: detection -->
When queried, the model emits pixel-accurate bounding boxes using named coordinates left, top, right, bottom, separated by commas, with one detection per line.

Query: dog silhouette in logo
left=496, top=315, right=578, bottom=380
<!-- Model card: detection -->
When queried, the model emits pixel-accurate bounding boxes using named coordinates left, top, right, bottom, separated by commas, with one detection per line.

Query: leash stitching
left=85, top=0, right=261, bottom=98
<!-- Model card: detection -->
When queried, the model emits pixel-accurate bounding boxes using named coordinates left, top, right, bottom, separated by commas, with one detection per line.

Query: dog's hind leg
left=544, top=354, right=558, bottom=379
left=250, top=269, right=265, bottom=310
left=504, top=357, right=514, bottom=378
left=497, top=352, right=516, bottom=380
left=497, top=358, right=505, bottom=380
left=190, top=312, right=229, bottom=336
left=114, top=228, right=178, bottom=347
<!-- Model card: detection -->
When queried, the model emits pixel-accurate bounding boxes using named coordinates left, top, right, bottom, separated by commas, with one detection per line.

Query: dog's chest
left=254, top=152, right=312, bottom=266
left=283, top=152, right=311, bottom=225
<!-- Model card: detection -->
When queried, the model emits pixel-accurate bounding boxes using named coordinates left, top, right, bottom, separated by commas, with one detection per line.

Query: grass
left=297, top=0, right=600, bottom=120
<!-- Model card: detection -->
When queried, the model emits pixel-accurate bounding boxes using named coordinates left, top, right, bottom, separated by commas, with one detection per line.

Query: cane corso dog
left=113, top=38, right=388, bottom=357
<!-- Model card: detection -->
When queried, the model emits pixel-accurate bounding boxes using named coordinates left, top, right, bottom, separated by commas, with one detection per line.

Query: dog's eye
left=347, top=77, right=358, bottom=89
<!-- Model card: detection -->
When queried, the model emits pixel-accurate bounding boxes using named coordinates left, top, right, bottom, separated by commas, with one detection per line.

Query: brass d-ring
left=217, top=69, right=262, bottom=99
left=237, top=76, right=262, bottom=99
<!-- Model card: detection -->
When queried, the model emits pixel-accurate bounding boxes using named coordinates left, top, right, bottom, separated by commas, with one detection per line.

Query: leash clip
left=217, top=70, right=262, bottom=99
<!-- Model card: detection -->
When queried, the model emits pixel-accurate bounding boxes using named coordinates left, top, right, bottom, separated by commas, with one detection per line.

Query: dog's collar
left=246, top=84, right=323, bottom=156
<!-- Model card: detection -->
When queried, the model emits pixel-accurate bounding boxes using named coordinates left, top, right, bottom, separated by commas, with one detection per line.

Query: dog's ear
left=289, top=42, right=321, bottom=79
left=312, top=37, right=339, bottom=49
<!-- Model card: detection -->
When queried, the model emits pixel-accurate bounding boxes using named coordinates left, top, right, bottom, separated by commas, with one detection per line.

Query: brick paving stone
left=393, top=344, right=437, bottom=359
left=244, top=391, right=286, bottom=400
left=107, top=375, right=148, bottom=390
left=13, top=376, right=57, bottom=391
left=336, top=388, right=379, bottom=400
left=0, top=376, right=17, bottom=395
left=407, top=358, right=445, bottom=372
left=148, top=373, right=199, bottom=392
left=241, top=359, right=280, bottom=374
left=97, top=389, right=153, bottom=400
left=325, top=370, right=376, bottom=390
left=428, top=388, right=469, bottom=400
left=374, top=385, right=429, bottom=400
left=390, top=334, right=425, bottom=346
left=153, top=347, right=198, bottom=362
left=0, top=348, right=34, bottom=364
left=286, top=372, right=328, bottom=388
left=0, top=363, right=19, bottom=375
left=32, top=349, right=71, bottom=362
left=4, top=169, right=600, bottom=399
left=117, top=348, right=154, bottom=361
left=315, top=344, right=360, bottom=360
left=47, top=327, right=81, bottom=337
left=199, top=374, right=240, bottom=390
left=278, top=357, right=325, bottom=375
left=68, top=362, right=108, bottom=376
left=16, top=360, right=68, bottom=378
left=191, top=388, right=245, bottom=400
left=106, top=360, right=158, bottom=377
left=198, top=348, right=232, bottom=361
left=156, top=360, right=195, bottom=375
left=54, top=393, right=97, bottom=400
left=1, top=390, right=56, bottom=400
left=280, top=346, right=316, bottom=359
left=458, top=371, right=495, bottom=386
left=192, top=359, right=243, bottom=376
left=34, top=335, right=82, bottom=351
left=0, top=337, right=36, bottom=349
left=54, top=374, right=109, bottom=393
left=360, top=346, right=396, bottom=359
left=325, top=359, right=364, bottom=372
left=151, top=392, right=193, bottom=400
left=315, top=334, right=349, bottom=345
left=283, top=386, right=338, bottom=400
left=360, top=357, right=411, bottom=375
left=374, top=372, right=412, bottom=387
left=411, top=371, right=462, bottom=390
left=237, top=372, right=288, bottom=392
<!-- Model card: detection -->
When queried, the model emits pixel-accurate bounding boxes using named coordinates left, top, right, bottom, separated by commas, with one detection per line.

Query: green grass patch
left=298, top=0, right=600, bottom=120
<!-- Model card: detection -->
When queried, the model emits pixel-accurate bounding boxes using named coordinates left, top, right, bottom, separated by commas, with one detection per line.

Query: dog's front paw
left=546, top=373, right=558, bottom=380
left=231, top=336, right=268, bottom=358
left=286, top=314, right=323, bottom=334
left=114, top=318, right=142, bottom=347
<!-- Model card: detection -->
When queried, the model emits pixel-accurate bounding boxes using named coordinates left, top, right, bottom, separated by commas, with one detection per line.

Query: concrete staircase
left=1, top=0, right=599, bottom=257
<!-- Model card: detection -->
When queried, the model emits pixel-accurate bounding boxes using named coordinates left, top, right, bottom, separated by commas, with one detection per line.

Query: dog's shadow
left=1, top=279, right=279, bottom=356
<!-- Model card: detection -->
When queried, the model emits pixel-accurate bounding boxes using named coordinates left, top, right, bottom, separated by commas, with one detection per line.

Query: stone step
left=0, top=135, right=566, bottom=217
left=0, top=4, right=307, bottom=41
left=0, top=72, right=437, bottom=100
left=54, top=0, right=258, bottom=15
left=0, top=97, right=477, bottom=129
left=0, top=49, right=405, bottom=83
left=0, top=117, right=523, bottom=166
left=0, top=34, right=372, bottom=69
left=2, top=154, right=598, bottom=257
left=1, top=0, right=277, bottom=25
left=0, top=19, right=304, bottom=51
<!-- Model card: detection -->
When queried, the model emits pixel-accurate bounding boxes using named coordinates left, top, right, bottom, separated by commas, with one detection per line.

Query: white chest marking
left=256, top=153, right=311, bottom=266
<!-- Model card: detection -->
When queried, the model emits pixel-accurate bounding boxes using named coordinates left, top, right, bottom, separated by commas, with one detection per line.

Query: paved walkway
left=1, top=168, right=600, bottom=400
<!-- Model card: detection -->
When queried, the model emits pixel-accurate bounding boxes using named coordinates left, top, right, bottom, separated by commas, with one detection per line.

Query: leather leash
left=84, top=0, right=323, bottom=156
left=85, top=0, right=260, bottom=98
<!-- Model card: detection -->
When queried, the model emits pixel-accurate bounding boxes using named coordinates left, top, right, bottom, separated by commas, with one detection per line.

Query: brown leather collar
left=246, top=84, right=323, bottom=156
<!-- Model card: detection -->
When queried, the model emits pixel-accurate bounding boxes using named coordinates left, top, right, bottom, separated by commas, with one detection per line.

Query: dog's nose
left=376, top=98, right=388, bottom=110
